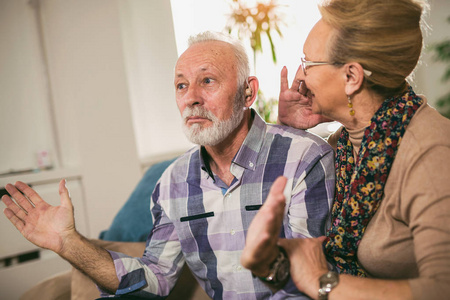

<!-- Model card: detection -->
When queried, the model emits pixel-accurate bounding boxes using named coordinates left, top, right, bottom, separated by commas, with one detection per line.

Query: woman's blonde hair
left=319, top=0, right=429, bottom=98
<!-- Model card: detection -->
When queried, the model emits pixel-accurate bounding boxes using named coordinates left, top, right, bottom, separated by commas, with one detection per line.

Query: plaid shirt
left=106, top=112, right=335, bottom=299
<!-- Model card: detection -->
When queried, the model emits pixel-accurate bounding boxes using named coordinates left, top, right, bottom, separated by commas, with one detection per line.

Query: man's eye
left=204, top=78, right=213, bottom=84
left=177, top=83, right=186, bottom=90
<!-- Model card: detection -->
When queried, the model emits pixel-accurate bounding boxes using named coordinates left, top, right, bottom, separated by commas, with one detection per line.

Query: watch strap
left=318, top=271, right=339, bottom=300
left=257, top=246, right=289, bottom=287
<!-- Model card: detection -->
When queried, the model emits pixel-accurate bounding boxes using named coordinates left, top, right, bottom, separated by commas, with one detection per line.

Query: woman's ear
left=344, top=63, right=365, bottom=96
left=245, top=76, right=259, bottom=108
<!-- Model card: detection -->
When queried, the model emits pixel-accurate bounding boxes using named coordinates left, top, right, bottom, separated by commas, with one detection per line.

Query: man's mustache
left=182, top=107, right=216, bottom=123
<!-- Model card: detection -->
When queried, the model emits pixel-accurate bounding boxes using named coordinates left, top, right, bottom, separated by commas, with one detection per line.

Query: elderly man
left=2, top=32, right=334, bottom=299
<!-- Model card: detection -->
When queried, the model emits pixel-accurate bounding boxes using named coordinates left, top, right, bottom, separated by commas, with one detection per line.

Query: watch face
left=320, top=272, right=339, bottom=290
left=276, top=257, right=290, bottom=282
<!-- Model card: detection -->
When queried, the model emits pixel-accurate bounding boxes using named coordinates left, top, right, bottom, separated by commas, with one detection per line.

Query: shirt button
left=249, top=161, right=254, bottom=167
left=227, top=193, right=232, bottom=198
left=236, top=265, right=242, bottom=271
left=230, top=229, right=236, bottom=235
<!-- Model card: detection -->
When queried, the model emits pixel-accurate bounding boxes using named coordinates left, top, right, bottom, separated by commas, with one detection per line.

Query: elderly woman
left=241, top=0, right=450, bottom=299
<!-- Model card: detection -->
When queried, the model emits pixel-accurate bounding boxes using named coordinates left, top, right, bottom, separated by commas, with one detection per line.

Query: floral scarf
left=323, top=86, right=423, bottom=276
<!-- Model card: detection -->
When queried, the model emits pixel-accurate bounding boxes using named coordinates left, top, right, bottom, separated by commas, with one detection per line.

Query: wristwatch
left=258, top=246, right=290, bottom=287
left=318, top=271, right=339, bottom=300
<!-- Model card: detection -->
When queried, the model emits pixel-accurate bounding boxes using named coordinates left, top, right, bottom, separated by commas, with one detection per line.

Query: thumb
left=317, top=236, right=327, bottom=243
left=58, top=179, right=73, bottom=208
left=265, top=176, right=288, bottom=208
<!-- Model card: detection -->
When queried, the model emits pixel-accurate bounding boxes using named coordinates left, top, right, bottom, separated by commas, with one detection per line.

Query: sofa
left=20, top=158, right=209, bottom=300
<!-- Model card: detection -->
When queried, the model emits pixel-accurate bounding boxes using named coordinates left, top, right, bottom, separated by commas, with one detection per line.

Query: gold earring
left=347, top=95, right=355, bottom=116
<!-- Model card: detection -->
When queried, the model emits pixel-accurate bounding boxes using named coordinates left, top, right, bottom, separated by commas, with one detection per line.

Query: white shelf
left=0, top=250, right=71, bottom=300
left=0, top=168, right=81, bottom=187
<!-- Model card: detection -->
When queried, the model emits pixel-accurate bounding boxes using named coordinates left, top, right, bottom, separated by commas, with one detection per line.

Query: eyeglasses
left=300, top=57, right=372, bottom=77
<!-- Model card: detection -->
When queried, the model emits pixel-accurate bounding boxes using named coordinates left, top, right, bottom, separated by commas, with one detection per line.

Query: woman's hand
left=2, top=180, right=77, bottom=254
left=241, top=176, right=288, bottom=277
left=279, top=237, right=329, bottom=298
left=278, top=66, right=331, bottom=129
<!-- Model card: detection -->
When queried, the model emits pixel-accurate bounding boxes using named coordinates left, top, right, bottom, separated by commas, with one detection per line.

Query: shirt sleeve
left=99, top=181, right=185, bottom=298
left=271, top=142, right=335, bottom=299
left=403, top=145, right=450, bottom=300
left=286, top=142, right=335, bottom=238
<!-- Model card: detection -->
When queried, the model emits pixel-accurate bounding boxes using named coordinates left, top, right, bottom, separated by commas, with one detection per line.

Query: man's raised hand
left=2, top=180, right=76, bottom=254
left=241, top=176, right=288, bottom=277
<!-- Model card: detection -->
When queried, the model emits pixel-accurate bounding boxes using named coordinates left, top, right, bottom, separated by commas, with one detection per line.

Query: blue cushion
left=99, top=158, right=176, bottom=242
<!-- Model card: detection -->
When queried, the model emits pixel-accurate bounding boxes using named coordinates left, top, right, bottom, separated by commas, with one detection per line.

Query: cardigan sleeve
left=402, top=145, right=450, bottom=300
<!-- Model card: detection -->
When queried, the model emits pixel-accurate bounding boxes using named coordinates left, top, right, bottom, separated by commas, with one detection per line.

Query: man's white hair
left=188, top=31, right=250, bottom=87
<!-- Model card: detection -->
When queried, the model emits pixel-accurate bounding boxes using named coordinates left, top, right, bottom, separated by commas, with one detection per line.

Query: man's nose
left=184, top=85, right=203, bottom=107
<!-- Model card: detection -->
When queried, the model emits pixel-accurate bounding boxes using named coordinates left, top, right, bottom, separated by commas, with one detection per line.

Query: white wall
left=118, top=0, right=192, bottom=161
left=0, top=0, right=59, bottom=174
left=38, top=0, right=143, bottom=238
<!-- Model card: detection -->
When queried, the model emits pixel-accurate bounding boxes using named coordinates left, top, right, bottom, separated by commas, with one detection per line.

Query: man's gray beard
left=182, top=93, right=245, bottom=146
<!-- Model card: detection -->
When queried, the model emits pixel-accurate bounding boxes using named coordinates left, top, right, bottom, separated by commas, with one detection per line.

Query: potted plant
left=225, top=0, right=285, bottom=123
left=431, top=16, right=450, bottom=119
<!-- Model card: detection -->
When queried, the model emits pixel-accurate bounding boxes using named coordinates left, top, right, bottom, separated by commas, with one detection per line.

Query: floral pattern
left=324, top=86, right=424, bottom=276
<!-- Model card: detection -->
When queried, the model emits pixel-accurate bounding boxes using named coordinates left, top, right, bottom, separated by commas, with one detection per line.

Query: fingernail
left=298, top=81, right=307, bottom=96
left=64, top=179, right=71, bottom=198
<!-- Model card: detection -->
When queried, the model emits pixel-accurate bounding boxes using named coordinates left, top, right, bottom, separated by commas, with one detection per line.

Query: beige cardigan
left=327, top=98, right=450, bottom=300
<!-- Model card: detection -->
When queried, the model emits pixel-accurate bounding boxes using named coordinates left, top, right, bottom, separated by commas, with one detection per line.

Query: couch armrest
left=19, top=270, right=72, bottom=300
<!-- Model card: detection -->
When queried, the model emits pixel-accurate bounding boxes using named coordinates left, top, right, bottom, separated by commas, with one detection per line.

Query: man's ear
left=244, top=76, right=259, bottom=108
left=344, top=63, right=365, bottom=96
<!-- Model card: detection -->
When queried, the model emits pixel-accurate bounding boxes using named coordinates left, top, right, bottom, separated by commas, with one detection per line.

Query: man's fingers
left=5, top=183, right=35, bottom=212
left=3, top=207, right=25, bottom=233
left=2, top=194, right=29, bottom=220
left=266, top=176, right=288, bottom=207
left=317, top=236, right=327, bottom=242
left=261, top=176, right=288, bottom=230
left=14, top=181, right=43, bottom=207
left=58, top=179, right=73, bottom=209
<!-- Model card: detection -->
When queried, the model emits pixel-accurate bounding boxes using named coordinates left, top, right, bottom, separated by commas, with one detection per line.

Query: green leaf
left=266, top=31, right=277, bottom=63
left=436, top=93, right=450, bottom=119
left=442, top=68, right=450, bottom=82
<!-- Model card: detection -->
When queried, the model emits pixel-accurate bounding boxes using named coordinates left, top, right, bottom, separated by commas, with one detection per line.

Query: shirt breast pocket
left=177, top=212, right=214, bottom=242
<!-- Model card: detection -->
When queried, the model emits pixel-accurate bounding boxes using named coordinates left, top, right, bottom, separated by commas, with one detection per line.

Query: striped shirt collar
left=199, top=109, right=266, bottom=178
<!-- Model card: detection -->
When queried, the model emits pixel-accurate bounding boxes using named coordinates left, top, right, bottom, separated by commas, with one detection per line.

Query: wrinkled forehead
left=175, top=41, right=238, bottom=75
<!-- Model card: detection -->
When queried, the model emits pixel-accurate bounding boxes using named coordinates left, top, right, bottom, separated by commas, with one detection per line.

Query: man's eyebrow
left=175, top=66, right=209, bottom=77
